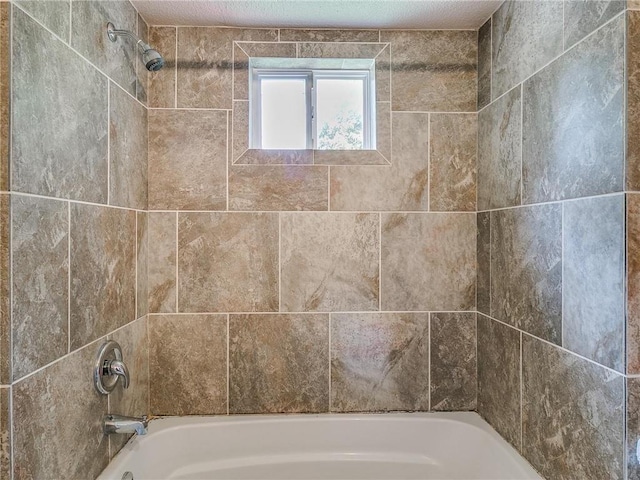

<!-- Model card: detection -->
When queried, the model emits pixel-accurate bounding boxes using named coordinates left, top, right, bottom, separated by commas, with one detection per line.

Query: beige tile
left=0, top=196, right=7, bottom=385
left=381, top=213, right=475, bottom=311
left=0, top=3, right=9, bottom=193
left=177, top=27, right=277, bottom=109
left=628, top=194, right=640, bottom=373
left=70, top=204, right=135, bottom=350
left=281, top=213, right=379, bottom=312
left=229, top=313, right=329, bottom=413
left=627, top=377, right=640, bottom=478
left=477, top=18, right=491, bottom=110
left=148, top=27, right=176, bottom=108
left=148, top=212, right=176, bottom=314
left=229, top=165, right=328, bottom=211
left=135, top=13, right=148, bottom=105
left=429, top=113, right=477, bottom=212
left=150, top=314, right=227, bottom=415
left=109, top=80, right=148, bottom=210
left=149, top=109, right=227, bottom=211
left=137, top=211, right=148, bottom=318
left=298, top=42, right=386, bottom=59
left=380, top=30, right=476, bottom=112
left=12, top=196, right=68, bottom=380
left=628, top=11, right=640, bottom=191
left=330, top=112, right=428, bottom=211
left=0, top=387, right=9, bottom=480
left=233, top=42, right=296, bottom=100
left=13, top=343, right=109, bottom=480
left=331, top=312, right=429, bottom=412
left=179, top=212, right=279, bottom=312
left=280, top=29, right=380, bottom=42
left=477, top=212, right=490, bottom=315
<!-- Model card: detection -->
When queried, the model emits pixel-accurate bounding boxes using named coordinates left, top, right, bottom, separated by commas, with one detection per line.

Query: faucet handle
left=104, top=359, right=130, bottom=389
left=94, top=341, right=131, bottom=395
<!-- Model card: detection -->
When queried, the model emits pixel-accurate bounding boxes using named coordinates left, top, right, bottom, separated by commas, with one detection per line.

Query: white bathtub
left=98, top=412, right=541, bottom=480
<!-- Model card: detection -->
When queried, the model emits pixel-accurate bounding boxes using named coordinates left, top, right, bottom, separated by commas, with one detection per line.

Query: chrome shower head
left=106, top=22, right=165, bottom=72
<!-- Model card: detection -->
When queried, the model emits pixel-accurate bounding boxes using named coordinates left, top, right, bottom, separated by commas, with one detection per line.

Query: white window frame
left=250, top=68, right=374, bottom=150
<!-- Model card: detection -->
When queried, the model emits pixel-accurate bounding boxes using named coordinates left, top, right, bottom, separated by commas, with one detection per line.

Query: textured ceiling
left=132, top=1, right=502, bottom=30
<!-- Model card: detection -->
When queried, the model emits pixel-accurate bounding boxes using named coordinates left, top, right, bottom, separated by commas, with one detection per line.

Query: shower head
left=106, top=22, right=165, bottom=72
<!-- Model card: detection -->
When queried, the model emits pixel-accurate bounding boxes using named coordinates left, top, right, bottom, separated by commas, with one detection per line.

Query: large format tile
left=522, top=336, right=624, bottom=480
left=148, top=27, right=177, bottom=108
left=564, top=0, right=624, bottom=49
left=492, top=0, right=563, bottom=98
left=0, top=3, right=8, bottom=193
left=522, top=17, right=624, bottom=204
left=149, top=109, right=227, bottom=211
left=229, top=314, right=329, bottom=413
left=177, top=27, right=277, bottom=109
left=627, top=194, right=640, bottom=373
left=281, top=213, right=379, bottom=312
left=229, top=165, right=328, bottom=211
left=13, top=344, right=109, bottom=480
left=280, top=29, right=379, bottom=42
left=563, top=195, right=624, bottom=371
left=429, top=114, right=476, bottom=212
left=477, top=212, right=490, bottom=315
left=16, top=0, right=70, bottom=42
left=491, top=204, right=562, bottom=344
left=331, top=313, right=429, bottom=412
left=70, top=204, right=135, bottom=350
left=179, top=213, right=279, bottom=312
left=71, top=0, right=137, bottom=95
left=330, top=112, right=429, bottom=211
left=628, top=11, right=640, bottom=191
left=627, top=377, right=640, bottom=479
left=12, top=196, right=68, bottom=380
left=430, top=312, right=476, bottom=411
left=477, top=18, right=492, bottom=110
left=0, top=387, right=8, bottom=480
left=137, top=211, right=148, bottom=318
left=477, top=315, right=521, bottom=450
left=110, top=81, right=148, bottom=210
left=150, top=314, right=227, bottom=415
left=148, top=212, right=176, bottom=314
left=109, top=316, right=149, bottom=456
left=0, top=196, right=8, bottom=385
left=380, top=30, right=476, bottom=112
left=135, top=14, right=148, bottom=105
left=12, top=9, right=108, bottom=203
left=381, top=213, right=475, bottom=312
left=477, top=86, right=521, bottom=210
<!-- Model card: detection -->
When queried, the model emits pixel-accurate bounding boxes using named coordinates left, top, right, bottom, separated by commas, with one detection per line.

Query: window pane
left=316, top=78, right=364, bottom=150
left=261, top=78, right=307, bottom=149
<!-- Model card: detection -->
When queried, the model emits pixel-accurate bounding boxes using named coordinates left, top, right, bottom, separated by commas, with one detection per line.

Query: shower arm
left=106, top=23, right=152, bottom=53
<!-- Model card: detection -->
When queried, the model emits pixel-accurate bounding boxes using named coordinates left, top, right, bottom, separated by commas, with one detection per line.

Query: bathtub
left=98, top=412, right=541, bottom=480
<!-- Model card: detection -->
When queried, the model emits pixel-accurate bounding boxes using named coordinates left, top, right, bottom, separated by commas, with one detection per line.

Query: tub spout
left=103, top=414, right=148, bottom=435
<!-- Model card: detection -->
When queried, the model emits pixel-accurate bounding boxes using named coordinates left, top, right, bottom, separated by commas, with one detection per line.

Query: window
left=251, top=67, right=375, bottom=150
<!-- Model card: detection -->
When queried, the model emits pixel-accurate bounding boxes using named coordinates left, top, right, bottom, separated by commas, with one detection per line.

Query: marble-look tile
left=477, top=212, right=490, bottom=315
left=627, top=194, right=640, bottom=373
left=564, top=0, right=624, bottom=49
left=0, top=387, right=9, bottom=480
left=109, top=316, right=149, bottom=456
left=632, top=0, right=640, bottom=8
left=281, top=213, right=379, bottom=312
left=148, top=212, right=176, bottom=314
left=477, top=18, right=492, bottom=110
left=148, top=27, right=176, bottom=108
left=70, top=204, right=135, bottom=350
left=298, top=42, right=385, bottom=60
left=563, top=195, right=624, bottom=371
left=177, top=27, right=277, bottom=109
left=16, top=0, right=69, bottom=42
left=430, top=312, right=476, bottom=411
left=429, top=113, right=476, bottom=212
left=0, top=196, right=8, bottom=385
left=375, top=45, right=391, bottom=102
left=627, top=11, right=640, bottom=191
left=0, top=3, right=9, bottom=193
left=13, top=343, right=109, bottom=480
left=150, top=314, right=227, bottom=415
left=110, top=81, right=147, bottom=210
left=477, top=86, right=521, bottom=210
left=492, top=0, right=563, bottom=98
left=135, top=13, right=148, bottom=105
left=12, top=196, right=68, bottom=380
left=330, top=112, right=429, bottom=211
left=136, top=211, right=148, bottom=318
left=149, top=109, right=227, bottom=211
left=233, top=42, right=296, bottom=100
left=331, top=312, right=429, bottom=412
left=522, top=335, right=624, bottom=480
left=280, top=29, right=380, bottom=42
left=477, top=315, right=521, bottom=449
left=627, top=377, right=640, bottom=479
left=381, top=213, right=475, bottom=312
left=71, top=0, right=138, bottom=95
left=228, top=165, right=328, bottom=211
left=491, top=204, right=562, bottom=344
left=230, top=313, right=329, bottom=413
left=179, top=213, right=278, bottom=312
left=12, top=9, right=108, bottom=203
left=522, top=17, right=624, bottom=204
left=380, top=30, right=476, bottom=112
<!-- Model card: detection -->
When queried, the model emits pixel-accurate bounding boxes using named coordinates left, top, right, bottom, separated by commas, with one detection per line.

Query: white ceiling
left=132, top=0, right=502, bottom=30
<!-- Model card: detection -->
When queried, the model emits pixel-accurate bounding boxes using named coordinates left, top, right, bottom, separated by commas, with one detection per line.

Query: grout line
left=175, top=212, right=179, bottom=313
left=67, top=202, right=71, bottom=354
left=147, top=107, right=233, bottom=112
left=146, top=208, right=478, bottom=214
left=477, top=191, right=626, bottom=214
left=147, top=310, right=475, bottom=316
left=9, top=191, right=148, bottom=213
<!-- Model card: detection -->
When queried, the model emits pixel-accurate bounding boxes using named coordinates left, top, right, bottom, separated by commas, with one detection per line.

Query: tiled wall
left=476, top=1, right=632, bottom=479
left=1, top=1, right=150, bottom=478
left=145, top=26, right=478, bottom=415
